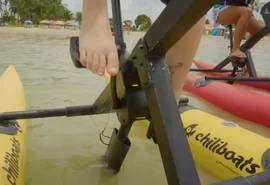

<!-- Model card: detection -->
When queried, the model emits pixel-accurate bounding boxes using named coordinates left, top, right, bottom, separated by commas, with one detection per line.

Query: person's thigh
left=217, top=6, right=250, bottom=25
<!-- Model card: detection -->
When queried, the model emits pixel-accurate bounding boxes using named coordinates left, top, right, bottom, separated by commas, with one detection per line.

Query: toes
left=97, top=54, right=106, bottom=76
left=239, top=54, right=246, bottom=58
left=91, top=53, right=99, bottom=74
left=79, top=49, right=86, bottom=67
left=106, top=52, right=119, bottom=76
left=238, top=51, right=246, bottom=58
left=230, top=51, right=246, bottom=59
left=85, top=52, right=93, bottom=71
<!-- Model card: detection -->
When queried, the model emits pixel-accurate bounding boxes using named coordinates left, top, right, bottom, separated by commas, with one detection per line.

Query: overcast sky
left=62, top=0, right=215, bottom=23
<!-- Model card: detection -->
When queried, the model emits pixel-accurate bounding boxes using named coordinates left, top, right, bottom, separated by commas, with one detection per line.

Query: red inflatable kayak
left=183, top=73, right=270, bottom=128
left=193, top=60, right=270, bottom=92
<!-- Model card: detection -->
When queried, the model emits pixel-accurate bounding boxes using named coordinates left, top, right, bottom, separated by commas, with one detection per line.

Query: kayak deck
left=0, top=65, right=26, bottom=185
left=184, top=73, right=270, bottom=128
left=193, top=60, right=270, bottom=92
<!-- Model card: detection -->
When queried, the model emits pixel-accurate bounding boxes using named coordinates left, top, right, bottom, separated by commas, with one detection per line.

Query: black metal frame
left=1, top=0, right=270, bottom=184
left=190, top=2, right=270, bottom=85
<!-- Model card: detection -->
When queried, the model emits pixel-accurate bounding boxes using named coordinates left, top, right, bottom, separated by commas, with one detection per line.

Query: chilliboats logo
left=185, top=124, right=261, bottom=175
left=1, top=137, right=21, bottom=185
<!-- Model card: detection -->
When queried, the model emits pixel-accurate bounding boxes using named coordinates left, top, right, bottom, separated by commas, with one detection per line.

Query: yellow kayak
left=177, top=107, right=270, bottom=180
left=0, top=66, right=26, bottom=185
left=105, top=73, right=270, bottom=180
left=1, top=64, right=268, bottom=185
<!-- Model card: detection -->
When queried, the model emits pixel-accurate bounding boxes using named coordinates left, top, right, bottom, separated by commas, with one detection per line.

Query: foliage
left=0, top=0, right=9, bottom=12
left=0, top=10, right=16, bottom=23
left=109, top=18, right=113, bottom=31
left=205, top=19, right=210, bottom=24
left=131, top=25, right=137, bottom=31
left=123, top=20, right=132, bottom=27
left=0, top=0, right=154, bottom=32
left=75, top=11, right=82, bottom=22
left=0, top=0, right=73, bottom=24
left=109, top=18, right=113, bottom=27
left=123, top=19, right=133, bottom=31
left=134, top=14, right=152, bottom=31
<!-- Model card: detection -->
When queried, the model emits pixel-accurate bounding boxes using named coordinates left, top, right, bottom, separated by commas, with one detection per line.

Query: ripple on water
left=1, top=32, right=270, bottom=185
left=22, top=76, right=70, bottom=85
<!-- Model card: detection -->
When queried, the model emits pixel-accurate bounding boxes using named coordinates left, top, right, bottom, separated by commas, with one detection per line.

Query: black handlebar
left=69, top=37, right=85, bottom=68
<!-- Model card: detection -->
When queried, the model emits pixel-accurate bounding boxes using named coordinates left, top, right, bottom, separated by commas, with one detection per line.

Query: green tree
left=109, top=18, right=113, bottom=26
left=0, top=0, right=11, bottom=23
left=7, top=0, right=74, bottom=24
left=1, top=11, right=16, bottom=24
left=205, top=19, right=210, bottom=24
left=123, top=20, right=132, bottom=33
left=123, top=20, right=132, bottom=31
left=75, top=11, right=82, bottom=22
left=134, top=14, right=151, bottom=31
left=0, top=0, right=8, bottom=12
left=109, top=17, right=113, bottom=31
left=60, top=7, right=73, bottom=20
left=0, top=1, right=3, bottom=12
left=123, top=20, right=132, bottom=27
left=131, top=25, right=137, bottom=31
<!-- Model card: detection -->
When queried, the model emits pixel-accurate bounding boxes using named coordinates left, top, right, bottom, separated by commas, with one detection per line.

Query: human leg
left=79, top=0, right=205, bottom=103
left=216, top=6, right=253, bottom=58
left=165, top=16, right=206, bottom=103
left=247, top=16, right=265, bottom=41
left=241, top=16, right=264, bottom=72
left=79, top=0, right=119, bottom=76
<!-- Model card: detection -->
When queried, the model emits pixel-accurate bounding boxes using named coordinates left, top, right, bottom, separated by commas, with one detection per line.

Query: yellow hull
left=0, top=66, right=26, bottom=185
left=105, top=73, right=270, bottom=180
left=177, top=108, right=269, bottom=180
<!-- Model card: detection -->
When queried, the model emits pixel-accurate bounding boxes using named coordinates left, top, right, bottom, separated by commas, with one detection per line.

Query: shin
left=165, top=16, right=206, bottom=103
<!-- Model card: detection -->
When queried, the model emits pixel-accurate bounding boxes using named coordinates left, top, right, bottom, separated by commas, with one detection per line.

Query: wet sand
left=0, top=27, right=270, bottom=185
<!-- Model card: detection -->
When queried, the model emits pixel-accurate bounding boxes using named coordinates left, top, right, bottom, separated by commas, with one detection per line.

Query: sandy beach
left=1, top=26, right=269, bottom=41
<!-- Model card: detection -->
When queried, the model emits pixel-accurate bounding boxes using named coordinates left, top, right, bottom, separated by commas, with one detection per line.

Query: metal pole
left=111, top=0, right=125, bottom=47
left=0, top=105, right=95, bottom=121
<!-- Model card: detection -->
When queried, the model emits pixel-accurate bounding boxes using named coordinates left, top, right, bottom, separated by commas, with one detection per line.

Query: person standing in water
left=79, top=0, right=205, bottom=103
left=212, top=0, right=264, bottom=59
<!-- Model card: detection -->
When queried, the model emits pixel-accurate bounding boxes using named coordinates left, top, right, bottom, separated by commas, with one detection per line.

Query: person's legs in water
left=79, top=0, right=205, bottom=103
left=79, top=0, right=119, bottom=76
left=216, top=6, right=253, bottom=58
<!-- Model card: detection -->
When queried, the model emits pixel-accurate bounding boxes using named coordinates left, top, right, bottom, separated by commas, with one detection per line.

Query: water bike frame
left=1, top=0, right=270, bottom=185
left=190, top=1, right=270, bottom=84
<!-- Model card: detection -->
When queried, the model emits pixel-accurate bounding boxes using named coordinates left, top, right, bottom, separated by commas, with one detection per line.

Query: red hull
left=193, top=60, right=270, bottom=92
left=184, top=73, right=270, bottom=128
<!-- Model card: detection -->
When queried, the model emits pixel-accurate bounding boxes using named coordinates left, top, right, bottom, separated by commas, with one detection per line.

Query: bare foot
left=79, top=19, right=119, bottom=76
left=230, top=48, right=246, bottom=58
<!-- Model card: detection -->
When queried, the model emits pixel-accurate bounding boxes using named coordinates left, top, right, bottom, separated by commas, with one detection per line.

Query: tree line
left=0, top=0, right=76, bottom=24
left=0, top=0, right=153, bottom=31
left=0, top=0, right=265, bottom=27
left=114, top=14, right=152, bottom=32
